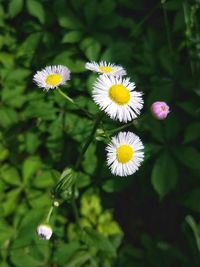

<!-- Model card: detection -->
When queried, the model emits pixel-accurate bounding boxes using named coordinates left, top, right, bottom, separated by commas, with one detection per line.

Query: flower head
left=36, top=224, right=52, bottom=240
left=85, top=61, right=126, bottom=76
left=151, top=101, right=170, bottom=120
left=33, top=65, right=70, bottom=90
left=92, top=75, right=143, bottom=122
left=106, top=132, right=144, bottom=177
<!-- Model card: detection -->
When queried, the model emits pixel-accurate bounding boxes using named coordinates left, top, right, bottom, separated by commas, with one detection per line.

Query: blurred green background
left=0, top=0, right=200, bottom=266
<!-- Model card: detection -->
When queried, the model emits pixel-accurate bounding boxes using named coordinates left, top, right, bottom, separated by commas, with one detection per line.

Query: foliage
left=0, top=0, right=200, bottom=266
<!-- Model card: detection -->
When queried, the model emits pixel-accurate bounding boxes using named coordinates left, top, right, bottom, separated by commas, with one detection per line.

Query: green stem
left=183, top=1, right=195, bottom=76
left=75, top=112, right=103, bottom=170
left=71, top=196, right=80, bottom=227
left=162, top=2, right=173, bottom=55
left=57, top=88, right=93, bottom=119
left=132, top=3, right=159, bottom=36
left=57, top=88, right=74, bottom=103
left=46, top=205, right=54, bottom=223
left=71, top=112, right=103, bottom=227
left=107, top=121, right=134, bottom=135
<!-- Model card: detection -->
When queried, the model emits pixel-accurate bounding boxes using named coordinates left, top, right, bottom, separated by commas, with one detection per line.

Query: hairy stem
left=71, top=112, right=103, bottom=226
left=46, top=205, right=54, bottom=223
left=57, top=88, right=93, bottom=119
left=75, top=112, right=103, bottom=170
left=107, top=121, right=135, bottom=135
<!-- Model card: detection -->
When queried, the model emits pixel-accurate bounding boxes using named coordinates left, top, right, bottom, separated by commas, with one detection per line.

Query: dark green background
left=0, top=0, right=200, bottom=266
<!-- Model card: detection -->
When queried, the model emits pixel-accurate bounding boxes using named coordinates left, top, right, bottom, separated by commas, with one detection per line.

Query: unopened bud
left=37, top=224, right=52, bottom=240
left=151, top=101, right=170, bottom=120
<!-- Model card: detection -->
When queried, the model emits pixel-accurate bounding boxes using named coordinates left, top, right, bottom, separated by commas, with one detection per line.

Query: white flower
left=106, top=132, right=144, bottom=177
left=37, top=224, right=53, bottom=240
left=92, top=75, right=143, bottom=122
left=85, top=61, right=126, bottom=76
left=33, top=65, right=70, bottom=90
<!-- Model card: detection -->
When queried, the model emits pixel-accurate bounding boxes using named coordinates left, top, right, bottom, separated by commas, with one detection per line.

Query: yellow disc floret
left=46, top=74, right=62, bottom=86
left=99, top=66, right=113, bottom=73
left=109, top=84, right=130, bottom=105
left=116, top=144, right=133, bottom=163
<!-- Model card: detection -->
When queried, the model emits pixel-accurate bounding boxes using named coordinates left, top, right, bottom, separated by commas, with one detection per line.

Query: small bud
left=151, top=101, right=170, bottom=120
left=37, top=224, right=52, bottom=240
left=53, top=201, right=59, bottom=207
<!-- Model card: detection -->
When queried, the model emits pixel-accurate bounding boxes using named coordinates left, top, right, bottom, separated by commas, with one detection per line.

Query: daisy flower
left=85, top=61, right=126, bottom=76
left=33, top=65, right=70, bottom=90
left=92, top=75, right=143, bottom=122
left=106, top=132, right=144, bottom=177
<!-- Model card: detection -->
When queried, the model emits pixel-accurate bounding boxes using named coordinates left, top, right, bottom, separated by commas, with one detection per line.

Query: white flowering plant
left=1, top=0, right=200, bottom=267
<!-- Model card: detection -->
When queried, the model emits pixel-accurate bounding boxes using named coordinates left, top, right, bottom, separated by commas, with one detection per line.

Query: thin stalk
left=162, top=3, right=173, bottom=55
left=132, top=3, right=159, bottom=36
left=57, top=88, right=93, bottom=119
left=46, top=206, right=54, bottom=223
left=182, top=1, right=195, bottom=76
left=107, top=121, right=135, bottom=135
left=71, top=112, right=103, bottom=227
left=57, top=88, right=74, bottom=103
left=75, top=112, right=103, bottom=170
left=71, top=197, right=80, bottom=227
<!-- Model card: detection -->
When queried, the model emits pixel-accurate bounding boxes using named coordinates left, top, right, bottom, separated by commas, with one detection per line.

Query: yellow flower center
left=116, top=145, right=133, bottom=163
left=99, top=66, right=113, bottom=73
left=46, top=74, right=62, bottom=86
left=109, top=84, right=130, bottom=105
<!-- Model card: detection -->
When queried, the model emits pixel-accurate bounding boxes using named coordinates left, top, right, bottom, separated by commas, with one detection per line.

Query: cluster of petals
left=33, top=61, right=146, bottom=178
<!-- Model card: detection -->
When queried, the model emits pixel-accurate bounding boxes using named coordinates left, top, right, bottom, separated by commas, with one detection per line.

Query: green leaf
left=1, top=165, right=21, bottom=186
left=185, top=215, right=200, bottom=251
left=151, top=152, right=178, bottom=198
left=54, top=242, right=81, bottom=266
left=82, top=144, right=97, bottom=174
left=183, top=122, right=200, bottom=143
left=102, top=178, right=133, bottom=193
left=76, top=172, right=91, bottom=188
left=64, top=113, right=91, bottom=142
left=8, top=0, right=24, bottom=18
left=85, top=42, right=101, bottom=61
left=184, top=189, right=200, bottom=213
left=22, top=156, right=42, bottom=183
left=84, top=0, right=97, bottom=24
left=26, top=0, right=45, bottom=24
left=0, top=52, right=14, bottom=67
left=0, top=220, right=15, bottom=245
left=0, top=107, right=18, bottom=128
left=27, top=190, right=51, bottom=208
left=25, top=132, right=41, bottom=154
left=62, top=31, right=83, bottom=44
left=23, top=100, right=58, bottom=121
left=10, top=250, right=43, bottom=267
left=0, top=144, right=9, bottom=161
left=33, top=169, right=59, bottom=189
left=80, top=38, right=101, bottom=60
left=64, top=251, right=91, bottom=267
left=83, top=228, right=116, bottom=257
left=2, top=86, right=26, bottom=108
left=174, top=146, right=200, bottom=170
left=2, top=188, right=21, bottom=216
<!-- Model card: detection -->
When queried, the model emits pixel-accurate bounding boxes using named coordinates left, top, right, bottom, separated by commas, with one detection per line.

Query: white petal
left=33, top=65, right=70, bottom=90
left=106, top=132, right=144, bottom=177
left=92, top=75, right=143, bottom=123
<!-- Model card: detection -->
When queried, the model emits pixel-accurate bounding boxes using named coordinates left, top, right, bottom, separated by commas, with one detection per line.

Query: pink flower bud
left=151, top=101, right=170, bottom=120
